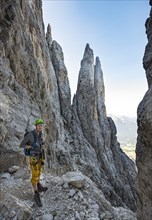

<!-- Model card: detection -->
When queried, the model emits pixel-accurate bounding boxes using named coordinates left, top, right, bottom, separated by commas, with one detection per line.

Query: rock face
left=73, top=44, right=136, bottom=211
left=0, top=0, right=137, bottom=218
left=0, top=0, right=64, bottom=172
left=50, top=40, right=72, bottom=125
left=136, top=2, right=152, bottom=220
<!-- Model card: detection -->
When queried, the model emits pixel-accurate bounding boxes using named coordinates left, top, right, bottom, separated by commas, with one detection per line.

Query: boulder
left=62, top=172, right=85, bottom=189
left=8, top=165, right=20, bottom=174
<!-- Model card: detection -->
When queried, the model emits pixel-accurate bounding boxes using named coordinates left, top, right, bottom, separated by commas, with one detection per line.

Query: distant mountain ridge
left=109, top=114, right=137, bottom=148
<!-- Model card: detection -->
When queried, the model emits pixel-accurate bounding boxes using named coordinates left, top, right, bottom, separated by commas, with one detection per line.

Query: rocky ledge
left=0, top=167, right=136, bottom=220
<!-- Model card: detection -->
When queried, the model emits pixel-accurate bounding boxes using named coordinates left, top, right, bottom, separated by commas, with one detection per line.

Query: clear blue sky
left=42, top=0, right=149, bottom=117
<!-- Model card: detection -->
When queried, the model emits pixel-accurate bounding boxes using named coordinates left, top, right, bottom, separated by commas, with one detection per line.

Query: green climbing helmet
left=35, top=119, right=44, bottom=126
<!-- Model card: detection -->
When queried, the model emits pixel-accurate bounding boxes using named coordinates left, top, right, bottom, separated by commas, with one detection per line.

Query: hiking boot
left=37, top=182, right=48, bottom=192
left=34, top=191, right=42, bottom=207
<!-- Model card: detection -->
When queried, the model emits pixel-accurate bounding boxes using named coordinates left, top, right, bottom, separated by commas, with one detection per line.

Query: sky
left=42, top=0, right=150, bottom=117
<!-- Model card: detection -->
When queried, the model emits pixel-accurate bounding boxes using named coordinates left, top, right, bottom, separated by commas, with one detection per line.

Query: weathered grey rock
left=49, top=39, right=72, bottom=125
left=0, top=0, right=70, bottom=174
left=87, top=218, right=100, bottom=220
left=9, top=210, right=16, bottom=218
left=91, top=203, right=99, bottom=210
left=8, top=165, right=20, bottom=173
left=104, top=211, right=113, bottom=219
left=100, top=213, right=106, bottom=220
left=75, top=211, right=81, bottom=220
left=0, top=173, right=11, bottom=179
left=46, top=23, right=52, bottom=49
left=136, top=2, right=152, bottom=220
left=77, top=191, right=83, bottom=200
left=0, top=192, right=33, bottom=219
left=62, top=171, right=85, bottom=189
left=0, top=170, right=137, bottom=220
left=13, top=167, right=30, bottom=180
left=62, top=182, right=69, bottom=189
left=69, top=189, right=76, bottom=197
left=74, top=44, right=137, bottom=211
left=113, top=207, right=136, bottom=220
left=79, top=211, right=85, bottom=218
left=0, top=124, right=7, bottom=145
left=40, top=214, right=53, bottom=220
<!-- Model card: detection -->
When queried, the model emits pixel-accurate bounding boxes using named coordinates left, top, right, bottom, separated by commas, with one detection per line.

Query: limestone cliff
left=0, top=0, right=137, bottom=218
left=73, top=44, right=136, bottom=211
left=136, top=1, right=152, bottom=219
left=0, top=0, right=62, bottom=170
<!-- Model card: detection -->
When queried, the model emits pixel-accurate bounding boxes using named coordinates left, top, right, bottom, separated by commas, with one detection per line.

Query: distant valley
left=109, top=114, right=137, bottom=160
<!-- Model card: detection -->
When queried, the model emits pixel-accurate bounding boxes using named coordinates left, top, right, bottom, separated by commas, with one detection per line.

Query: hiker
left=20, top=119, right=48, bottom=207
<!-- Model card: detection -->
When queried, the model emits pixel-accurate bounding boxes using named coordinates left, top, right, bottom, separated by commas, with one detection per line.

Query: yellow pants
left=30, top=156, right=43, bottom=185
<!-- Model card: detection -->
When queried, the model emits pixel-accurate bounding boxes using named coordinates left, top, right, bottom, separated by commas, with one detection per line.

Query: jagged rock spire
left=76, top=47, right=107, bottom=130
left=94, top=56, right=107, bottom=123
left=74, top=44, right=136, bottom=212
left=83, top=43, right=94, bottom=61
left=75, top=45, right=106, bottom=148
left=46, top=23, right=52, bottom=49
left=50, top=40, right=71, bottom=124
left=45, top=22, right=71, bottom=124
left=78, top=43, right=94, bottom=88
left=94, top=56, right=105, bottom=101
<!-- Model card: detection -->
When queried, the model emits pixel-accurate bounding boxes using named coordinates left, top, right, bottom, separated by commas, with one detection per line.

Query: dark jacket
left=20, top=129, right=44, bottom=155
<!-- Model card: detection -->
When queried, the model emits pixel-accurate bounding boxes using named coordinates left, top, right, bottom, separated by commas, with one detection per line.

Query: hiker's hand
left=26, top=145, right=31, bottom=149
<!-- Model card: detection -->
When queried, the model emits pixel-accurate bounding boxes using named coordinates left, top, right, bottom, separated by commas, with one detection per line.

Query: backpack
left=23, top=130, right=37, bottom=156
